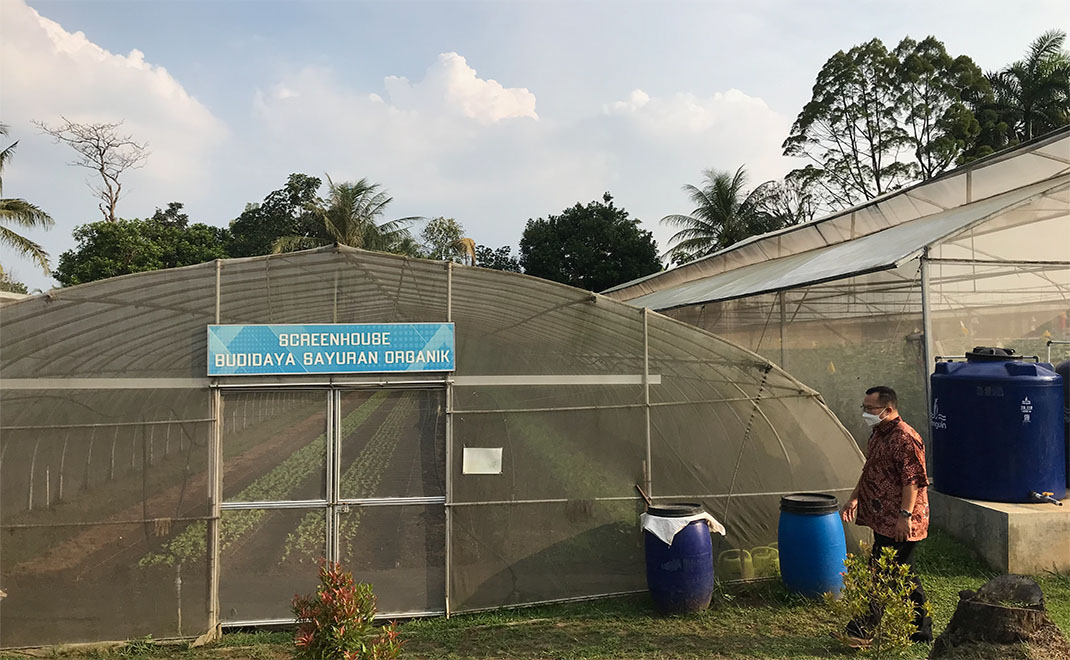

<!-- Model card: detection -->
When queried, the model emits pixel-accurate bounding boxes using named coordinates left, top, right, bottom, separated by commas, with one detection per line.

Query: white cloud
left=3, top=1, right=226, bottom=183
left=0, top=0, right=228, bottom=287
left=250, top=69, right=790, bottom=260
left=383, top=52, right=538, bottom=123
left=2, top=0, right=790, bottom=292
left=605, top=87, right=785, bottom=142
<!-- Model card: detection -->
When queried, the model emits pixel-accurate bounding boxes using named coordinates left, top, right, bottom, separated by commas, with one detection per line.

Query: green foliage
left=53, top=206, right=229, bottom=286
left=520, top=192, right=661, bottom=292
left=292, top=561, right=403, bottom=660
left=420, top=217, right=475, bottom=263
left=273, top=176, right=420, bottom=256
left=0, top=123, right=54, bottom=273
left=116, top=635, right=156, bottom=656
left=0, top=268, right=28, bottom=293
left=474, top=244, right=521, bottom=272
left=785, top=36, right=991, bottom=209
left=987, top=29, right=1070, bottom=144
left=826, top=543, right=927, bottom=657
left=894, top=37, right=989, bottom=178
left=228, top=173, right=322, bottom=257
left=785, top=38, right=913, bottom=209
left=661, top=166, right=792, bottom=264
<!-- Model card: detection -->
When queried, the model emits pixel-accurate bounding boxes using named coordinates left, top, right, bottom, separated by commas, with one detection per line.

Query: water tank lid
left=646, top=502, right=704, bottom=517
left=780, top=492, right=839, bottom=514
left=966, top=346, right=1018, bottom=362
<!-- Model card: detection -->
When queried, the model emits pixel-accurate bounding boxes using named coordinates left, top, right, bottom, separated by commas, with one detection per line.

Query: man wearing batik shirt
left=841, top=385, right=934, bottom=644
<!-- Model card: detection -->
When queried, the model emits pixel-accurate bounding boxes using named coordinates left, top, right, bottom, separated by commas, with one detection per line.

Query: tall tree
left=228, top=173, right=322, bottom=257
left=34, top=117, right=149, bottom=223
left=475, top=244, right=521, bottom=272
left=751, top=177, right=819, bottom=229
left=785, top=36, right=992, bottom=208
left=520, top=193, right=661, bottom=291
left=894, top=37, right=989, bottom=179
left=421, top=217, right=476, bottom=264
left=662, top=167, right=784, bottom=265
left=272, top=176, right=420, bottom=255
left=54, top=204, right=228, bottom=286
left=988, top=29, right=1070, bottom=143
left=0, top=124, right=54, bottom=273
left=784, top=39, right=913, bottom=208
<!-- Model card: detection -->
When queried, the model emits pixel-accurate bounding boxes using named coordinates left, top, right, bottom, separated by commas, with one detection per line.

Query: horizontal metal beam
left=1, top=378, right=209, bottom=390
left=220, top=500, right=326, bottom=510
left=448, top=487, right=855, bottom=507
left=1, top=374, right=664, bottom=390
left=339, top=496, right=446, bottom=507
left=453, top=374, right=661, bottom=386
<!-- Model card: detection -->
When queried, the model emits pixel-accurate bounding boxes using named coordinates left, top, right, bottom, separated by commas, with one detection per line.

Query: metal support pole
left=920, top=249, right=936, bottom=472
left=778, top=292, right=787, bottom=370
left=444, top=259, right=453, bottom=617
left=642, top=308, right=652, bottom=499
left=327, top=390, right=339, bottom=561
left=207, top=387, right=223, bottom=633
left=214, top=259, right=222, bottom=325
left=333, top=270, right=339, bottom=323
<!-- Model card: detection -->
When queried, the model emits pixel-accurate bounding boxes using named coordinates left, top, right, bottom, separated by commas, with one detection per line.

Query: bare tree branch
left=34, top=117, right=149, bottom=222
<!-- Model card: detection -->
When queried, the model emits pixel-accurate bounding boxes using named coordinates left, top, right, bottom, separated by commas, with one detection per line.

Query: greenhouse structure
left=0, top=246, right=866, bottom=648
left=607, top=128, right=1070, bottom=450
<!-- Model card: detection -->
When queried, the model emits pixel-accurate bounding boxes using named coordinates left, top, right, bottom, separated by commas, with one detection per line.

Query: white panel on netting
left=462, top=448, right=503, bottom=475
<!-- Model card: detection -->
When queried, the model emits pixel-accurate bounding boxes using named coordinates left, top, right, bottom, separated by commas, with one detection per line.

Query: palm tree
left=989, top=30, right=1070, bottom=142
left=1, top=124, right=54, bottom=273
left=273, top=176, right=420, bottom=254
left=661, top=166, right=775, bottom=265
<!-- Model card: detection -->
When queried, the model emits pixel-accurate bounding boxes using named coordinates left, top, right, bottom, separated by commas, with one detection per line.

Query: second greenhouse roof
left=621, top=177, right=1067, bottom=311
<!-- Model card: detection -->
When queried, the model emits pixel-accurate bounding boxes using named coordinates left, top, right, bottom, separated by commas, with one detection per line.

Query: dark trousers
left=846, top=533, right=933, bottom=641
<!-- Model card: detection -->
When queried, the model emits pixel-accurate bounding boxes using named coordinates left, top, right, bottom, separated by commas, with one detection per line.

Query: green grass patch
left=8, top=529, right=1067, bottom=660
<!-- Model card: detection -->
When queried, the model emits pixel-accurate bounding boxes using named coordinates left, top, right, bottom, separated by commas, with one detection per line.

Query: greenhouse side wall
left=0, top=388, right=214, bottom=647
left=1, top=247, right=875, bottom=644
left=664, top=261, right=929, bottom=453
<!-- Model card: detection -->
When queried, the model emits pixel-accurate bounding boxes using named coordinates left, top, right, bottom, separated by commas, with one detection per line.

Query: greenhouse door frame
left=208, top=377, right=451, bottom=630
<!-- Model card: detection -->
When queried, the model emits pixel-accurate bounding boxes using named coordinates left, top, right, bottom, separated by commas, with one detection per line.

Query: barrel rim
left=780, top=492, right=839, bottom=514
left=646, top=502, right=704, bottom=517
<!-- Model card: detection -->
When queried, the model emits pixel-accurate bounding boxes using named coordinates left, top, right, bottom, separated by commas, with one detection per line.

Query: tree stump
left=930, top=575, right=1070, bottom=660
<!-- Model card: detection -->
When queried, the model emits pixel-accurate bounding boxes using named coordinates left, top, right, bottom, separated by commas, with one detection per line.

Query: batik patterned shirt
left=855, top=415, right=930, bottom=541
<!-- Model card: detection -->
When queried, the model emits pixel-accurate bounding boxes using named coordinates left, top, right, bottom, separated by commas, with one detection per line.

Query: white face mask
left=862, top=411, right=885, bottom=427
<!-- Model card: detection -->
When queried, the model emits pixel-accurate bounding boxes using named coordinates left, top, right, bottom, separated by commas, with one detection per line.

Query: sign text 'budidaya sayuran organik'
left=207, top=323, right=455, bottom=376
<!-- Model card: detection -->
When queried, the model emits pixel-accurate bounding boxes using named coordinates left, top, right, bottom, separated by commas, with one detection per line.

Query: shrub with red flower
left=291, top=560, right=404, bottom=660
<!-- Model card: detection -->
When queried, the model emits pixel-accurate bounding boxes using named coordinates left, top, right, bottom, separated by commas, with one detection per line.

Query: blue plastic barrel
left=931, top=348, right=1066, bottom=502
left=778, top=493, right=847, bottom=598
left=644, top=503, right=714, bottom=614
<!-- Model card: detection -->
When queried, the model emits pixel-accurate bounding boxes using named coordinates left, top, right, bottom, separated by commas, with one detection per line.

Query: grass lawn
left=6, top=528, right=1068, bottom=660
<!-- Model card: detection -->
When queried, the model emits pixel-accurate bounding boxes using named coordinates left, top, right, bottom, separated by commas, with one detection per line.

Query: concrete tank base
left=929, top=490, right=1070, bottom=574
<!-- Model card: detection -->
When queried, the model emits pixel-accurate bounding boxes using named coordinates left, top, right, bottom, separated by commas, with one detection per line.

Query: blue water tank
left=644, top=503, right=715, bottom=614
left=931, top=347, right=1066, bottom=503
left=1058, top=360, right=1070, bottom=489
left=777, top=493, right=847, bottom=598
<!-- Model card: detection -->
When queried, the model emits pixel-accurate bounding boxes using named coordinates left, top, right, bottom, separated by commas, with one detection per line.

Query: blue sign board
left=207, top=323, right=455, bottom=376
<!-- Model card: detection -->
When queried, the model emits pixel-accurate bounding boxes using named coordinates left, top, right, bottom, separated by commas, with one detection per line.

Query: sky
left=1, top=0, right=1067, bottom=291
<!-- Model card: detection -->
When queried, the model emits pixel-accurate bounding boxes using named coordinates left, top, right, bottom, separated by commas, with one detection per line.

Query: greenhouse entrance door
left=217, top=387, right=447, bottom=625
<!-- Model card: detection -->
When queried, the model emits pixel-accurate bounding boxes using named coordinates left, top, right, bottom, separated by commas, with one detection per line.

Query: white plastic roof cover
left=607, top=128, right=1070, bottom=305
left=0, top=246, right=867, bottom=648
left=623, top=177, right=1067, bottom=311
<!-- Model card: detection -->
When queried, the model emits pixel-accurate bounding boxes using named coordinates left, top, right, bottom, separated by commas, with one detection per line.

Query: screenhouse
left=0, top=246, right=867, bottom=647
left=606, top=128, right=1070, bottom=448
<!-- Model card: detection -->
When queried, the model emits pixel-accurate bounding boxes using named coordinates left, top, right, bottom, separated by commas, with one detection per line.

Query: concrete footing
left=929, top=490, right=1070, bottom=574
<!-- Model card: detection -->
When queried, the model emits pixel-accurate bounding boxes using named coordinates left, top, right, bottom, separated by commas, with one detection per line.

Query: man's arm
left=894, top=482, right=919, bottom=541
left=841, top=476, right=863, bottom=523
